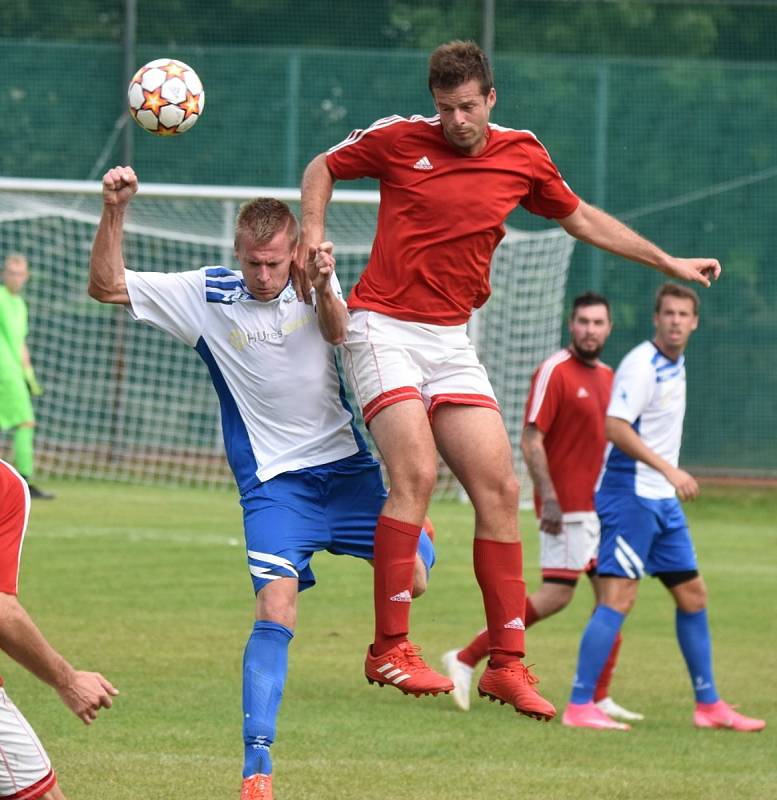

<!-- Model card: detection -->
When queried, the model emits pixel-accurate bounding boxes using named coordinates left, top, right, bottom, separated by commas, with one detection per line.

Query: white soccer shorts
left=0, top=688, right=55, bottom=799
left=539, top=511, right=600, bottom=580
left=341, top=310, right=499, bottom=425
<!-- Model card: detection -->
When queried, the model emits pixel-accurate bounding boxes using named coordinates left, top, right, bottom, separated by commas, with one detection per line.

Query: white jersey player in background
left=87, top=166, right=435, bottom=800
left=562, top=282, right=764, bottom=731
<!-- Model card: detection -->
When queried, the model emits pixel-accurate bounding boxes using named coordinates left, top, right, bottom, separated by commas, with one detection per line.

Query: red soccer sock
left=457, top=595, right=539, bottom=669
left=524, top=596, right=539, bottom=628
left=372, top=515, right=422, bottom=656
left=473, top=538, right=526, bottom=668
left=593, top=630, right=623, bottom=702
left=457, top=628, right=489, bottom=668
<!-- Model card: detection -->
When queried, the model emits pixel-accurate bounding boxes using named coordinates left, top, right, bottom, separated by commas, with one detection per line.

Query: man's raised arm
left=88, top=165, right=139, bottom=305
left=558, top=200, right=721, bottom=288
left=295, top=154, right=337, bottom=303
left=306, top=241, right=348, bottom=345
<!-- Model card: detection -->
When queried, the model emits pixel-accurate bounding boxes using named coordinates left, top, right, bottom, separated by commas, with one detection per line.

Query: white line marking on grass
left=30, top=527, right=242, bottom=547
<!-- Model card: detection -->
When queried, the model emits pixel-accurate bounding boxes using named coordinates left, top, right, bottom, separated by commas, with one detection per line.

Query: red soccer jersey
left=326, top=115, right=580, bottom=325
left=523, top=349, right=613, bottom=515
left=0, top=459, right=28, bottom=597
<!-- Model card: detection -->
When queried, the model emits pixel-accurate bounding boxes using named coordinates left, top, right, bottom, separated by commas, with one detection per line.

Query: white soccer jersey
left=597, top=340, right=686, bottom=499
left=125, top=267, right=366, bottom=492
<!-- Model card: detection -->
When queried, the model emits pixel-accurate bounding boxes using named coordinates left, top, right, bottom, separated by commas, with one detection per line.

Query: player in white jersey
left=87, top=166, right=435, bottom=800
left=563, top=283, right=765, bottom=732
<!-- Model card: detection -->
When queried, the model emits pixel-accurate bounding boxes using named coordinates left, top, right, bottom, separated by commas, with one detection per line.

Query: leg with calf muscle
left=528, top=580, right=576, bottom=620
left=434, top=404, right=555, bottom=720
left=434, top=405, right=523, bottom=663
left=368, top=401, right=437, bottom=654
left=243, top=578, right=297, bottom=780
left=13, top=423, right=35, bottom=478
left=569, top=577, right=637, bottom=705
left=667, top=575, right=718, bottom=704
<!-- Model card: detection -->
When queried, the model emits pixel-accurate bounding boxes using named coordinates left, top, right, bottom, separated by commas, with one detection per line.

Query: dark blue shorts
left=595, top=491, right=697, bottom=579
left=241, top=451, right=435, bottom=593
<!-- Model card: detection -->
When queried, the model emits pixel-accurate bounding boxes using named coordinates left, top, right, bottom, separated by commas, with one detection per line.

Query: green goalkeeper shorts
left=0, top=369, right=33, bottom=430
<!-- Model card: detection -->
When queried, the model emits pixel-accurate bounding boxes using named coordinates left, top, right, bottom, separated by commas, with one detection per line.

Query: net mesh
left=0, top=183, right=574, bottom=498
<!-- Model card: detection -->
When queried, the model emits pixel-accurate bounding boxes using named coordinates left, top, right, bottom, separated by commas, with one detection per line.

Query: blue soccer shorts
left=595, top=490, right=697, bottom=579
left=241, top=450, right=435, bottom=593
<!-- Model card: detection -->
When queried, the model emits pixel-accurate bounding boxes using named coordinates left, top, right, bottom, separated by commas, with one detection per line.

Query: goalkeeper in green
left=0, top=253, right=53, bottom=499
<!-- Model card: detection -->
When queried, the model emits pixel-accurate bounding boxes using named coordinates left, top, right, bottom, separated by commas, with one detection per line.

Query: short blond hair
left=235, top=198, right=298, bottom=249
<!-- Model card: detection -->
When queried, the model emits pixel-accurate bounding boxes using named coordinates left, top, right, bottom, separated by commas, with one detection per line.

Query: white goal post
left=0, top=177, right=575, bottom=501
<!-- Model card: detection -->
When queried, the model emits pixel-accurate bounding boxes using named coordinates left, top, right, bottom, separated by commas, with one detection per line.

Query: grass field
left=6, top=480, right=775, bottom=799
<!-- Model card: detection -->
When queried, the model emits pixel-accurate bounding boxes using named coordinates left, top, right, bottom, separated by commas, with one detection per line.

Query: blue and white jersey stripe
left=597, top=340, right=686, bottom=499
left=124, top=266, right=364, bottom=494
left=204, top=267, right=255, bottom=304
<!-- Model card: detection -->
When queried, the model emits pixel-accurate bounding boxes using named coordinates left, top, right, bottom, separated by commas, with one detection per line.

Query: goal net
left=0, top=179, right=575, bottom=501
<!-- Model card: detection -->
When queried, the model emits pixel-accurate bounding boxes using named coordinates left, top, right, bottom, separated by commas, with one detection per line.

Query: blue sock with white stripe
left=243, top=620, right=294, bottom=778
left=675, top=608, right=719, bottom=704
left=570, top=605, right=625, bottom=704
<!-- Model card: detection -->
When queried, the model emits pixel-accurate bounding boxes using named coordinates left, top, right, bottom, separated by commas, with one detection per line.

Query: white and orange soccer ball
left=127, top=59, right=205, bottom=136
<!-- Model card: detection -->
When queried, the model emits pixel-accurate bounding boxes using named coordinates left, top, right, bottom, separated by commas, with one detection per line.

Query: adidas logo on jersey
left=503, top=616, right=525, bottom=630
left=577, top=387, right=589, bottom=398
left=390, top=589, right=412, bottom=603
left=413, top=156, right=434, bottom=170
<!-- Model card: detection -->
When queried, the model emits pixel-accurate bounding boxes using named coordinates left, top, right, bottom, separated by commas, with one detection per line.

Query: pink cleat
left=562, top=701, right=630, bottom=731
left=694, top=700, right=765, bottom=732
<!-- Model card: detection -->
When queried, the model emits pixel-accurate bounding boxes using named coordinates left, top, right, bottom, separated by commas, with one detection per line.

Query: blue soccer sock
left=675, top=608, right=719, bottom=704
left=243, top=620, right=294, bottom=778
left=570, top=605, right=625, bottom=704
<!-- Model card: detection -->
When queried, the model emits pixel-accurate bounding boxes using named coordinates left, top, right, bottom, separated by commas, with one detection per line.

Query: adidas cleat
left=477, top=661, right=556, bottom=721
left=365, top=640, right=454, bottom=697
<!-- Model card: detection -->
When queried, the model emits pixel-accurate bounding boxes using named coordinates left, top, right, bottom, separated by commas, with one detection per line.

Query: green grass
left=7, top=482, right=775, bottom=799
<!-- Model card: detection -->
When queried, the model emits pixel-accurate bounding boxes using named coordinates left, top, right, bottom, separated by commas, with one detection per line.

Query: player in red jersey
left=443, top=294, right=641, bottom=722
left=299, top=40, right=720, bottom=719
left=0, top=460, right=117, bottom=799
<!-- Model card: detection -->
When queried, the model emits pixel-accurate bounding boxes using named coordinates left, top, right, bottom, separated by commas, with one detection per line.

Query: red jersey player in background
left=0, top=459, right=117, bottom=800
left=442, top=293, right=641, bottom=723
left=299, top=40, right=720, bottom=722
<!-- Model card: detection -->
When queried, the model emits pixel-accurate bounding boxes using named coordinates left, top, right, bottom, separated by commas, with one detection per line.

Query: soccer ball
left=127, top=59, right=205, bottom=136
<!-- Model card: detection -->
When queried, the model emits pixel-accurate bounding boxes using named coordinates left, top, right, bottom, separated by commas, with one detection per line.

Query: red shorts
left=0, top=460, right=30, bottom=596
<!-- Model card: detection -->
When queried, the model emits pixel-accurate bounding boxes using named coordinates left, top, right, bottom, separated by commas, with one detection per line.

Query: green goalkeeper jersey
left=0, top=285, right=33, bottom=428
left=0, top=285, right=28, bottom=369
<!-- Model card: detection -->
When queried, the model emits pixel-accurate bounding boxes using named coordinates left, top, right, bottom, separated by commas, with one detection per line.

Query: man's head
left=234, top=198, right=299, bottom=301
left=2, top=253, right=30, bottom=295
left=428, top=40, right=496, bottom=156
left=568, top=291, right=612, bottom=361
left=653, top=283, right=699, bottom=356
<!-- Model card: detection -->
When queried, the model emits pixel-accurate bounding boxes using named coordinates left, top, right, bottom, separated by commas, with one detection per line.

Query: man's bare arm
left=295, top=154, right=337, bottom=303
left=558, top=200, right=721, bottom=288
left=307, top=242, right=348, bottom=345
left=88, top=166, right=139, bottom=305
left=606, top=415, right=699, bottom=501
left=520, top=424, right=562, bottom=534
left=0, top=593, right=118, bottom=724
